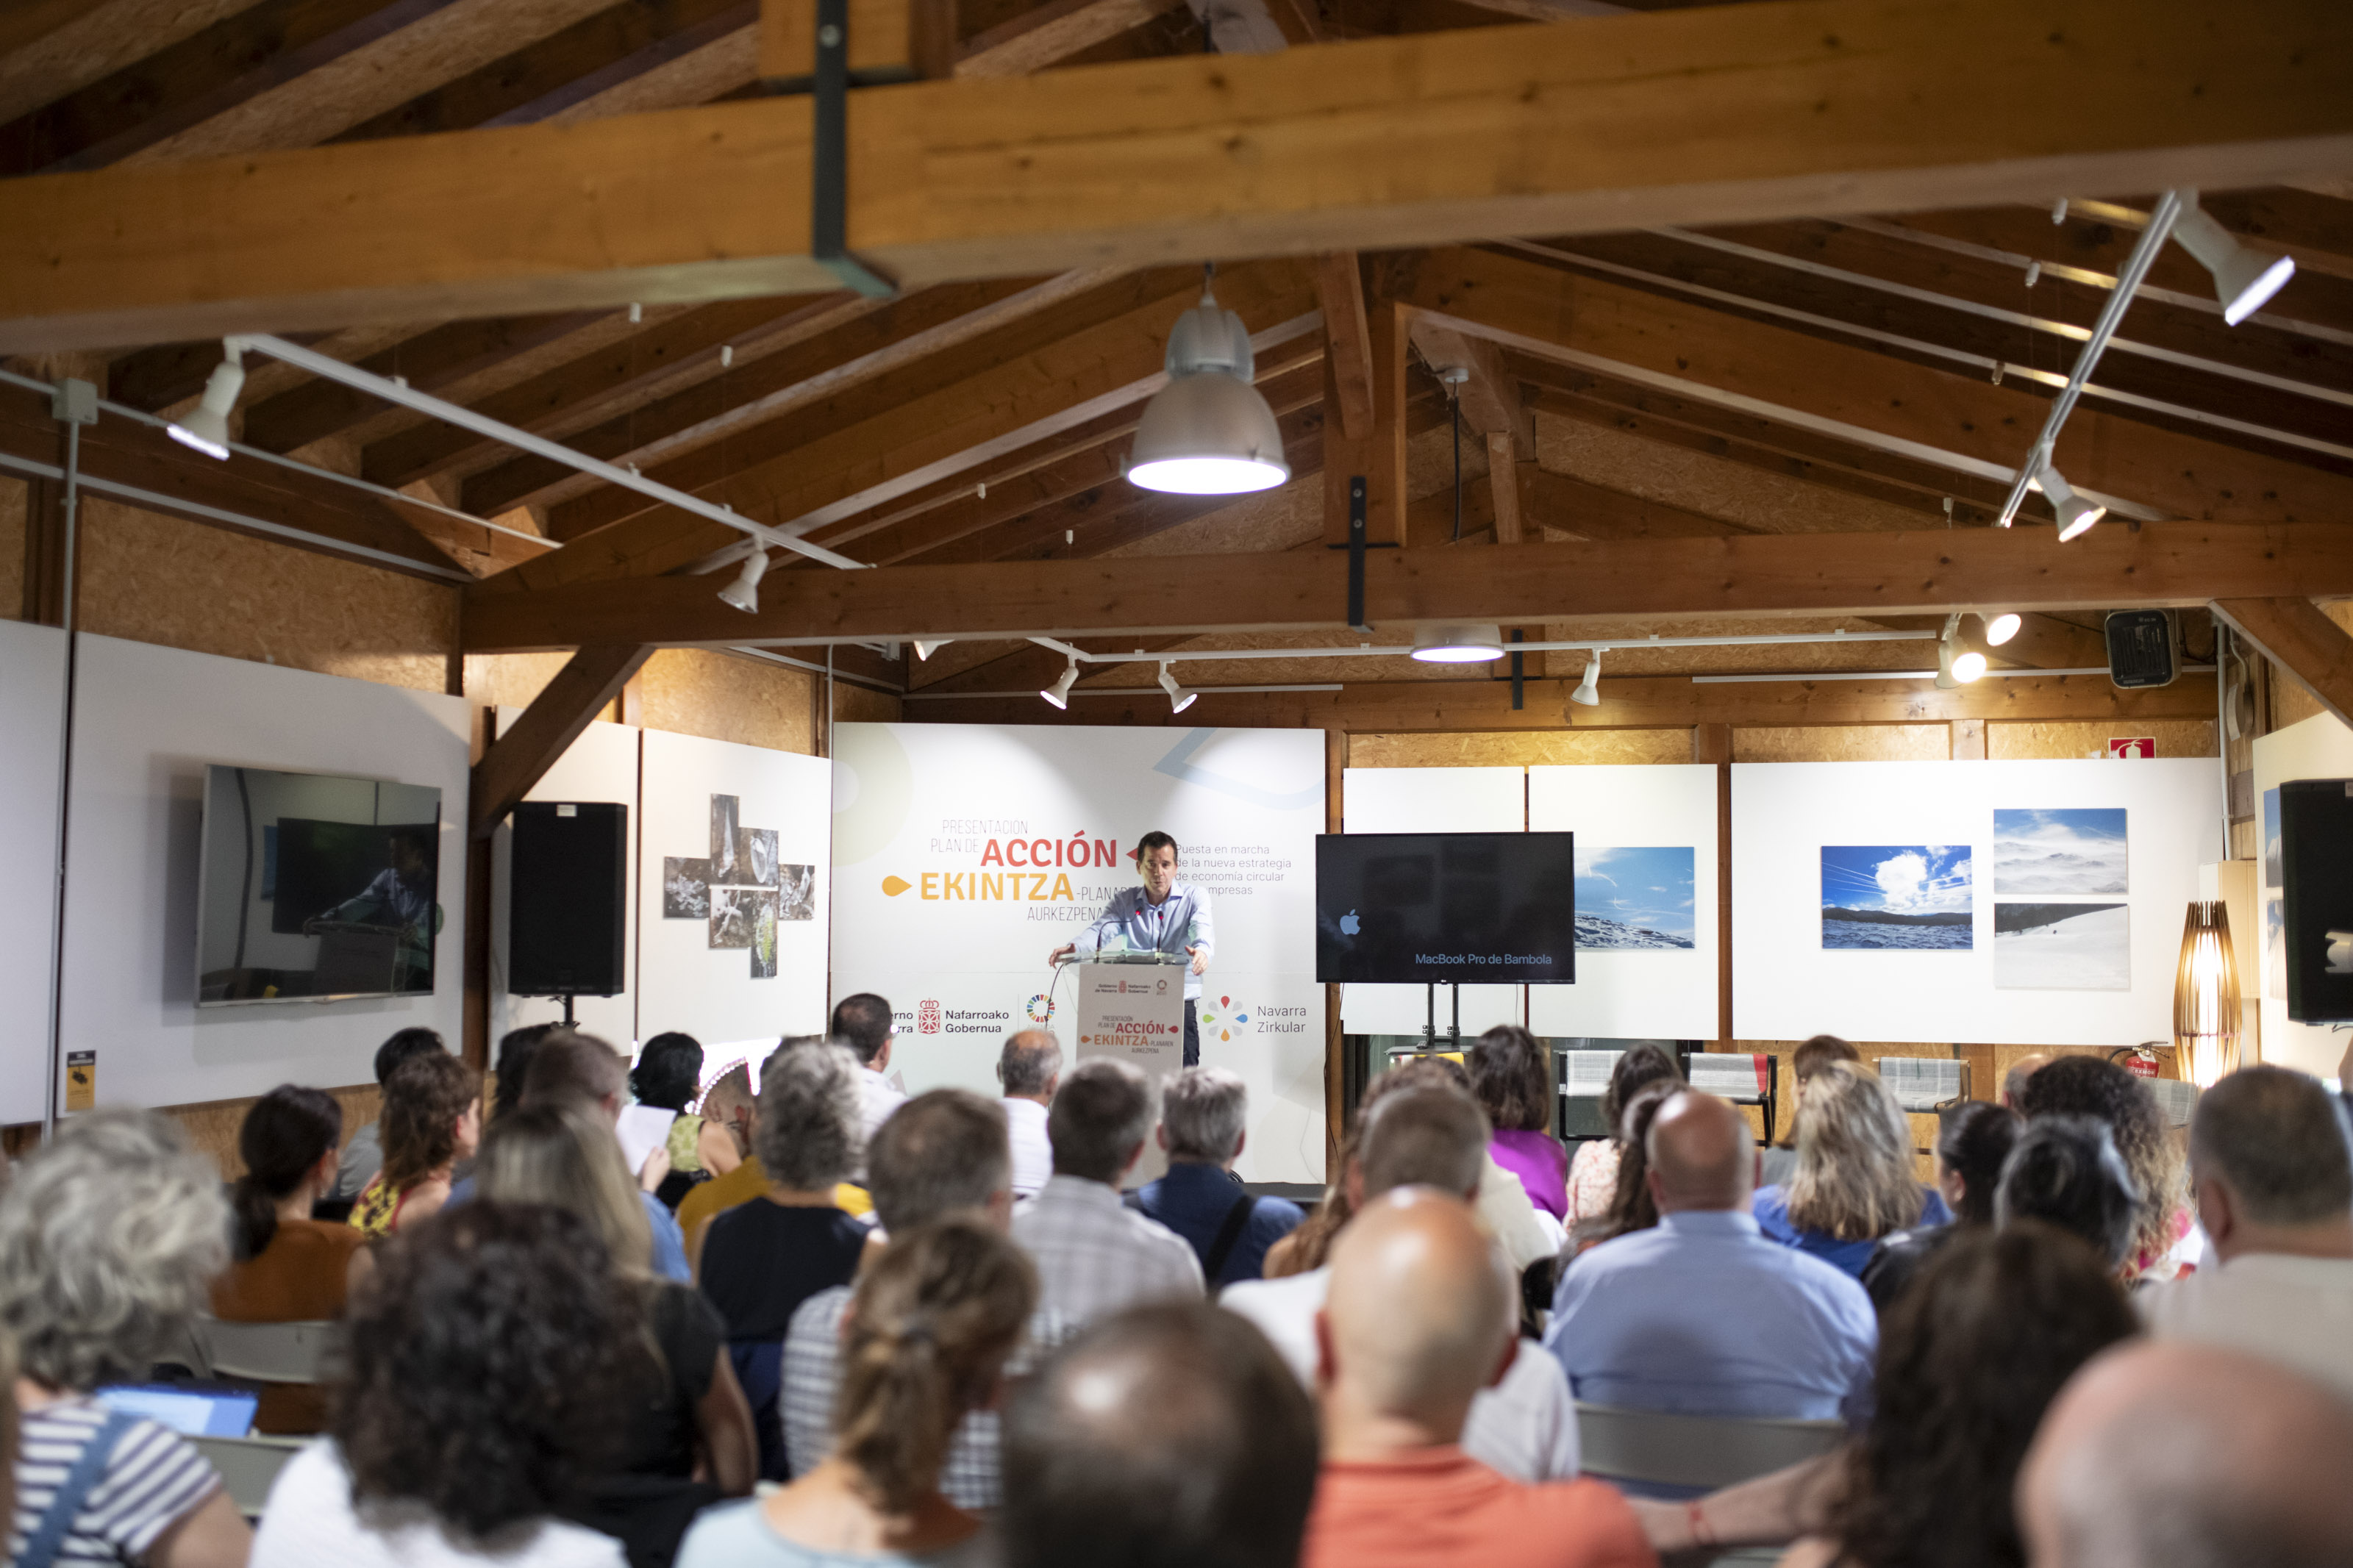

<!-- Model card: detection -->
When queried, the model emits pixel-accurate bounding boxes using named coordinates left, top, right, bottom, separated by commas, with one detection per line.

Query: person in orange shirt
left=1302, top=1189, right=1657, bottom=1568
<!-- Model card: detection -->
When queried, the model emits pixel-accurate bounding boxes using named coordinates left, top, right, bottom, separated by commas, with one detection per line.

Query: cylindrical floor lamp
left=2174, top=901, right=2242, bottom=1089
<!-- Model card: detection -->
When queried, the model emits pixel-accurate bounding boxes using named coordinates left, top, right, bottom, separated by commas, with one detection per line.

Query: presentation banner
left=1074, top=962, right=1188, bottom=1183
left=832, top=723, right=1326, bottom=1183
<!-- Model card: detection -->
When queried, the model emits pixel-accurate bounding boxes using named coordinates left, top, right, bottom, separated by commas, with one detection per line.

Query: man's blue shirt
left=1133, top=1161, right=1302, bottom=1287
left=1073, top=884, right=1214, bottom=1000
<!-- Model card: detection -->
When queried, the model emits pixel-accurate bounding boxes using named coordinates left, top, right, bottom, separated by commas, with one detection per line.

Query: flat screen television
left=1315, top=831, right=1577, bottom=985
left=195, top=765, right=442, bottom=1005
left=2280, top=778, right=2353, bottom=1024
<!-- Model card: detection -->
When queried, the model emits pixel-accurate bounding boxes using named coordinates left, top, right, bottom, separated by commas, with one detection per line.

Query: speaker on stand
left=508, top=802, right=629, bottom=1024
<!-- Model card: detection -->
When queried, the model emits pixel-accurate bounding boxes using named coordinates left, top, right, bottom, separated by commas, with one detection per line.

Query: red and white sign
left=2108, top=737, right=2157, bottom=759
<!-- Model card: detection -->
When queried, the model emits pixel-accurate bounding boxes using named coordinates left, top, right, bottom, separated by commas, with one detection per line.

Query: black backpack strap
left=1200, top=1192, right=1259, bottom=1282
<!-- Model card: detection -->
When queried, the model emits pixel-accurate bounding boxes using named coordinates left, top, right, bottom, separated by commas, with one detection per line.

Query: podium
left=1064, top=952, right=1188, bottom=1185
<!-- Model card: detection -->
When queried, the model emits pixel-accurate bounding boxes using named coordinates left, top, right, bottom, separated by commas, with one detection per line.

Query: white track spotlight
left=2173, top=195, right=2296, bottom=326
left=1982, top=612, right=2023, bottom=647
left=166, top=342, right=247, bottom=460
left=1568, top=649, right=1604, bottom=708
left=912, top=639, right=950, bottom=662
left=1410, top=623, right=1506, bottom=664
left=2037, top=464, right=2108, bottom=543
left=1126, top=265, right=1290, bottom=495
left=1157, top=662, right=1199, bottom=714
left=716, top=547, right=769, bottom=613
left=1040, top=660, right=1079, bottom=709
left=1935, top=615, right=1987, bottom=689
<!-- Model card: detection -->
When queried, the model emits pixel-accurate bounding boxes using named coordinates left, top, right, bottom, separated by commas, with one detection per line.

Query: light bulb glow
left=1951, top=651, right=1988, bottom=683
left=1157, top=665, right=1199, bottom=713
left=166, top=422, right=231, bottom=460
left=1410, top=623, right=1506, bottom=664
left=1983, top=612, right=2021, bottom=646
left=1125, top=454, right=1288, bottom=495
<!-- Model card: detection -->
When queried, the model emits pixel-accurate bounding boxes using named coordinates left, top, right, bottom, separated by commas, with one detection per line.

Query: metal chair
left=1877, top=1056, right=1971, bottom=1112
left=188, top=1317, right=335, bottom=1385
left=1575, top=1401, right=1845, bottom=1566
left=1685, top=1052, right=1780, bottom=1146
left=188, top=1434, right=306, bottom=1518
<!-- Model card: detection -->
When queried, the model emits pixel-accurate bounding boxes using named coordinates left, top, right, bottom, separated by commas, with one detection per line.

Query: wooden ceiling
left=2, top=0, right=2350, bottom=738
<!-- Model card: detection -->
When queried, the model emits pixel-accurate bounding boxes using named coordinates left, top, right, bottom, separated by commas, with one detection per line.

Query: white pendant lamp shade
left=717, top=548, right=769, bottom=613
left=1569, top=651, right=1602, bottom=707
left=2174, top=198, right=2297, bottom=326
left=166, top=349, right=247, bottom=461
left=1127, top=284, right=1290, bottom=495
left=1410, top=623, right=1507, bottom=664
left=2038, top=465, right=2108, bottom=543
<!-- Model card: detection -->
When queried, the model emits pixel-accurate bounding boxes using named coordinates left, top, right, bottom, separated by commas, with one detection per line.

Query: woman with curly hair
left=251, top=1201, right=639, bottom=1567
left=1470, top=1025, right=1568, bottom=1222
left=2017, top=1053, right=2190, bottom=1281
left=1563, top=1044, right=1683, bottom=1226
left=348, top=1048, right=481, bottom=1239
left=677, top=1217, right=1037, bottom=1568
left=1754, top=1062, right=1949, bottom=1278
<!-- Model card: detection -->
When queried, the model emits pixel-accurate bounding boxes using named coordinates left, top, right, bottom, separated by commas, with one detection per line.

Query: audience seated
left=1754, top=1062, right=1949, bottom=1278
left=1565, top=1079, right=1679, bottom=1259
left=676, top=1045, right=873, bottom=1272
left=2017, top=1055, right=2188, bottom=1281
left=1000, top=1302, right=1317, bottom=1568
left=507, top=1033, right=693, bottom=1283
left=1224, top=1084, right=1580, bottom=1483
left=1994, top=1116, right=2141, bottom=1274
left=1760, top=1035, right=1863, bottom=1188
left=1135, top=1066, right=1303, bottom=1286
left=1861, top=1100, right=2020, bottom=1314
left=0, top=1111, right=250, bottom=1568
left=785, top=1090, right=1022, bottom=1510
left=632, top=1032, right=736, bottom=1211
left=212, top=1084, right=372, bottom=1433
left=252, top=1201, right=634, bottom=1568
left=832, top=992, right=906, bottom=1147
left=475, top=1103, right=756, bottom=1567
left=1009, top=1059, right=1204, bottom=1324
left=1473, top=1025, right=1570, bottom=1225
left=348, top=1048, right=480, bottom=1238
left=330, top=1026, right=446, bottom=1204
left=676, top=1219, right=1036, bottom=1568
left=2001, top=1053, right=2052, bottom=1111
left=1302, top=1189, right=1655, bottom=1568
left=1546, top=1090, right=1876, bottom=1433
left=1564, top=1044, right=1681, bottom=1227
left=996, top=1030, right=1062, bottom=1199
left=2017, top=1341, right=2353, bottom=1568
left=491, top=1022, right=563, bottom=1125
left=696, top=1042, right=871, bottom=1481
left=1361, top=1057, right=1555, bottom=1273
left=2137, top=1064, right=2353, bottom=1397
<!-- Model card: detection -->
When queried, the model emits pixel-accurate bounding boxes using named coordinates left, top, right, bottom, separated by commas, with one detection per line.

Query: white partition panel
left=0, top=621, right=67, bottom=1123
left=2252, top=712, right=2353, bottom=1078
left=491, top=712, right=641, bottom=1049
left=1340, top=766, right=1526, bottom=1037
left=1528, top=765, right=1719, bottom=1041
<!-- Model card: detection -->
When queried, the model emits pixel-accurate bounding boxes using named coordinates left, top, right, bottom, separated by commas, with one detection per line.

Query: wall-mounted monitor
left=196, top=765, right=442, bottom=1005
left=2280, top=778, right=2353, bottom=1024
left=1316, top=831, right=1577, bottom=985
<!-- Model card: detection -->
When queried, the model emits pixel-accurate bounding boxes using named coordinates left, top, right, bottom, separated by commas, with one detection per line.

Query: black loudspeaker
left=2105, top=609, right=2177, bottom=689
left=2280, top=778, right=2353, bottom=1023
left=510, top=802, right=628, bottom=997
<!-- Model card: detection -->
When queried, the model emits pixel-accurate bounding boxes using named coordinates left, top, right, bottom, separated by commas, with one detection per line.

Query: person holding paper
left=1049, top=832, right=1214, bottom=1067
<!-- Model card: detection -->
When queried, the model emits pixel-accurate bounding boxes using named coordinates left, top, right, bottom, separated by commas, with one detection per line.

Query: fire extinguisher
left=2110, top=1043, right=2163, bottom=1079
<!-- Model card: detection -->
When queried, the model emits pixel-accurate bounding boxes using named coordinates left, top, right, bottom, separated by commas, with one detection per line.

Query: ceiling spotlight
left=912, top=639, right=949, bottom=662
left=1040, top=661, right=1079, bottom=709
left=165, top=341, right=247, bottom=460
left=1410, top=623, right=1506, bottom=664
left=1568, top=650, right=1604, bottom=708
left=716, top=547, right=769, bottom=613
left=1126, top=265, right=1290, bottom=495
left=1982, top=612, right=2022, bottom=647
left=2036, top=464, right=2108, bottom=543
left=1935, top=615, right=1987, bottom=689
left=2173, top=194, right=2296, bottom=326
left=1157, top=662, right=1198, bottom=714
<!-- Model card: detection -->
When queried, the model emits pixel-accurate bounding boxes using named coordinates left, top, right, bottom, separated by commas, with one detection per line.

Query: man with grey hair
left=998, top=1029, right=1063, bottom=1199
left=1135, top=1066, right=1304, bottom=1285
left=2138, top=1064, right=2353, bottom=1397
left=1010, top=1057, right=1204, bottom=1327
left=699, top=1040, right=871, bottom=1480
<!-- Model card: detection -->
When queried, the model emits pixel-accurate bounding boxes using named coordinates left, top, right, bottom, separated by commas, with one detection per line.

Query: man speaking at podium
left=1049, top=831, right=1215, bottom=1067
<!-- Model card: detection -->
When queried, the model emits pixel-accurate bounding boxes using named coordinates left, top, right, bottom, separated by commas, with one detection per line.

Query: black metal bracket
left=1510, top=628, right=1524, bottom=709
left=808, top=0, right=896, bottom=298
left=1325, top=476, right=1396, bottom=633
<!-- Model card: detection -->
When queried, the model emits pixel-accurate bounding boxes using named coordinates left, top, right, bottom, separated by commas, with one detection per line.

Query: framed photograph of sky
left=1821, top=845, right=1974, bottom=950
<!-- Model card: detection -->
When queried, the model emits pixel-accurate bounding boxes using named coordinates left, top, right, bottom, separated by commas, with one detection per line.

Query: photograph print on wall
left=1995, top=903, right=2130, bottom=990
left=746, top=828, right=780, bottom=888
left=708, top=886, right=763, bottom=950
left=1992, top=808, right=2128, bottom=895
left=662, top=858, right=711, bottom=920
left=1821, top=845, right=1974, bottom=949
left=1573, top=846, right=1696, bottom=949
left=709, top=794, right=741, bottom=881
left=2265, top=894, right=2288, bottom=1001
left=2264, top=787, right=2282, bottom=889
left=778, top=863, right=817, bottom=921
left=749, top=892, right=781, bottom=978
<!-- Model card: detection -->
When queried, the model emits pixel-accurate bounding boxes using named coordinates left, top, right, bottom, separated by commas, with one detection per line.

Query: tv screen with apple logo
left=1315, top=831, right=1577, bottom=985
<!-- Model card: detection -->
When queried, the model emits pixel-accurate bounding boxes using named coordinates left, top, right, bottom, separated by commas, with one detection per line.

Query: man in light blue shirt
left=1050, top=831, right=1214, bottom=1067
left=1545, top=1091, right=1877, bottom=1435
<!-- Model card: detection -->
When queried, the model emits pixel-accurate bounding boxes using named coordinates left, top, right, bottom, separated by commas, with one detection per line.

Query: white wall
left=2252, top=711, right=2353, bottom=1078
left=1340, top=766, right=1527, bottom=1037
left=0, top=621, right=66, bottom=1123
left=490, top=712, right=641, bottom=1048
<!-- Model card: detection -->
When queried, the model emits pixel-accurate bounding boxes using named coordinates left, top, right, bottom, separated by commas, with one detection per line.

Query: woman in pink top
left=1471, top=1027, right=1571, bottom=1220
left=1563, top=1045, right=1683, bottom=1225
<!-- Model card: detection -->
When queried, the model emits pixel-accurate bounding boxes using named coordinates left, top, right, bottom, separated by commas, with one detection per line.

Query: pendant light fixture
left=166, top=340, right=249, bottom=460
left=2173, top=901, right=2241, bottom=1088
left=1126, top=264, right=1290, bottom=495
left=2172, top=194, right=2297, bottom=326
left=1410, top=624, right=1507, bottom=664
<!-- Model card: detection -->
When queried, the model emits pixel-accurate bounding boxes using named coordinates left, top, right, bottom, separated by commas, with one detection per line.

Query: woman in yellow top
left=634, top=1033, right=744, bottom=1209
left=348, top=1049, right=480, bottom=1238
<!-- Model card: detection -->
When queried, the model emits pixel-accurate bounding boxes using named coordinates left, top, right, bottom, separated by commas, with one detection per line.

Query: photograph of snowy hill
left=1995, top=903, right=2130, bottom=989
left=1993, top=808, right=2128, bottom=895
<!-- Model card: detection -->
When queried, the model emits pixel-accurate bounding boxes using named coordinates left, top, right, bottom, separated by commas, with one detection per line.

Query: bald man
left=2019, top=1340, right=2353, bottom=1567
left=1303, top=1191, right=1654, bottom=1568
left=996, top=1029, right=1063, bottom=1198
left=1543, top=1092, right=1876, bottom=1442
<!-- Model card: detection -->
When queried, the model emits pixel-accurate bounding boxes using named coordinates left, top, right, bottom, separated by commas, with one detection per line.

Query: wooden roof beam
left=2212, top=596, right=2353, bottom=729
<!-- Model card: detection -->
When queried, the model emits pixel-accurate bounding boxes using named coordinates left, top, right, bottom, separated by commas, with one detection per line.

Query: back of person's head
left=379, top=1048, right=482, bottom=1191
left=868, top=1090, right=1010, bottom=1233
left=230, top=1084, right=343, bottom=1261
left=1003, top=1302, right=1317, bottom=1568
left=337, top=1201, right=635, bottom=1544
left=1938, top=1100, right=2023, bottom=1226
left=1468, top=1025, right=1550, bottom=1134
left=491, top=1022, right=560, bottom=1123
left=835, top=1217, right=1038, bottom=1517
left=2002, top=1052, right=2052, bottom=1109
left=1049, top=1059, right=1155, bottom=1185
left=1577, top=1078, right=1682, bottom=1249
left=0, top=1109, right=229, bottom=1392
left=1363, top=1056, right=1471, bottom=1109
left=1602, top=1042, right=1684, bottom=1137
left=2017, top=1054, right=2179, bottom=1267
left=1831, top=1222, right=2136, bottom=1568
left=518, top=1030, right=626, bottom=1114
left=1160, top=1066, right=1249, bottom=1165
left=374, top=1026, right=445, bottom=1086
left=2189, top=1064, right=2353, bottom=1225
left=2020, top=1340, right=2353, bottom=1568
left=998, top=1030, right=1064, bottom=1098
left=1793, top=1033, right=1862, bottom=1085
left=831, top=992, right=894, bottom=1065
left=1996, top=1115, right=2140, bottom=1270
left=1359, top=1084, right=1489, bottom=1200
left=1646, top=1090, right=1753, bottom=1213
left=1324, top=1189, right=1513, bottom=1428
left=474, top=1102, right=654, bottom=1276
left=629, top=1031, right=704, bottom=1111
left=754, top=1041, right=862, bottom=1192
left=701, top=1060, right=754, bottom=1121
left=1787, top=1062, right=1923, bottom=1242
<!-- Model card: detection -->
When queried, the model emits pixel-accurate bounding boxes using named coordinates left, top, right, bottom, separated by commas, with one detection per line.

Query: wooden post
left=1321, top=298, right=1407, bottom=548
left=1693, top=722, right=1735, bottom=1047
left=1324, top=724, right=1349, bottom=1184
left=21, top=473, right=69, bottom=626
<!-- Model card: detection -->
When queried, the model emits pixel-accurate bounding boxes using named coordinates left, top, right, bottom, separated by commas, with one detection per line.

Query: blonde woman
left=476, top=1103, right=757, bottom=1567
left=1753, top=1062, right=1951, bottom=1278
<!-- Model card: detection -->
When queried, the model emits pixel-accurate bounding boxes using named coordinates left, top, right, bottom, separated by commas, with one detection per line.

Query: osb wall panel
left=165, top=1083, right=383, bottom=1182
left=463, top=651, right=577, bottom=713
left=1990, top=719, right=2218, bottom=759
left=2271, top=601, right=2353, bottom=728
left=1349, top=729, right=1693, bottom=767
left=832, top=681, right=904, bottom=726
left=638, top=648, right=817, bottom=756
left=76, top=501, right=457, bottom=691
left=0, top=476, right=24, bottom=618
left=1735, top=724, right=1952, bottom=762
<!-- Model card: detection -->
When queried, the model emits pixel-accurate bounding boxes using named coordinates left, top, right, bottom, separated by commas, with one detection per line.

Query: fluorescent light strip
left=1693, top=665, right=2215, bottom=684
left=905, top=683, right=1345, bottom=700
left=1022, top=629, right=1935, bottom=665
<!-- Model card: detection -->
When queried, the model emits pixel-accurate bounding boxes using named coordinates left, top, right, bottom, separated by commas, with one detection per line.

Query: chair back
left=189, top=1434, right=306, bottom=1518
left=1877, top=1056, right=1970, bottom=1111
left=2147, top=1077, right=2199, bottom=1128
left=1574, top=1401, right=1844, bottom=1492
left=191, top=1317, right=335, bottom=1384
